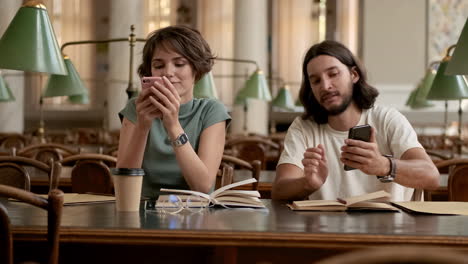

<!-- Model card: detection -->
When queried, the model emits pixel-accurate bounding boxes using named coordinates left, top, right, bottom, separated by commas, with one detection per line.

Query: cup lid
left=111, top=168, right=145, bottom=176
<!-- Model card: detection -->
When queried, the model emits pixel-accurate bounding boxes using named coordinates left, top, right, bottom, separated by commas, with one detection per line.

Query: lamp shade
left=272, top=85, right=295, bottom=110
left=409, top=68, right=436, bottom=109
left=405, top=89, right=417, bottom=107
left=43, top=57, right=87, bottom=98
left=0, top=3, right=66, bottom=75
left=234, top=69, right=272, bottom=105
left=426, top=58, right=468, bottom=100
left=446, top=17, right=468, bottom=75
left=194, top=71, right=218, bottom=99
left=0, top=76, right=15, bottom=102
left=68, top=92, right=89, bottom=104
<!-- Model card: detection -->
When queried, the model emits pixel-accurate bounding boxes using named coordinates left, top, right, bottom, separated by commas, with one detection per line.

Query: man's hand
left=340, top=127, right=390, bottom=176
left=302, top=144, right=328, bottom=190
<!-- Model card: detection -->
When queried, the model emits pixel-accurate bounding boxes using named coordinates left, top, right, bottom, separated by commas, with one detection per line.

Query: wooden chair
left=0, top=156, right=62, bottom=194
left=17, top=143, right=79, bottom=163
left=432, top=158, right=468, bottom=201
left=216, top=163, right=234, bottom=189
left=61, top=153, right=117, bottom=195
left=0, top=133, right=29, bottom=150
left=315, top=246, right=467, bottom=264
left=0, top=162, right=31, bottom=190
left=225, top=137, right=280, bottom=170
left=221, top=154, right=261, bottom=190
left=0, top=185, right=63, bottom=264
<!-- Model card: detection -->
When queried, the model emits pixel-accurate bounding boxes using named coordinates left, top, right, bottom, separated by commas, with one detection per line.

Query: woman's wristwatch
left=377, top=155, right=396, bottom=183
left=171, top=132, right=189, bottom=147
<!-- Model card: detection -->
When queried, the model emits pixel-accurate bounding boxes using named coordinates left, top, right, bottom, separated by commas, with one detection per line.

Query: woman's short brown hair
left=137, top=25, right=215, bottom=82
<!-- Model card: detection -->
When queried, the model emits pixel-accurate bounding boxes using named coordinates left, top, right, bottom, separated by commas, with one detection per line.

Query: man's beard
left=325, top=91, right=353, bottom=116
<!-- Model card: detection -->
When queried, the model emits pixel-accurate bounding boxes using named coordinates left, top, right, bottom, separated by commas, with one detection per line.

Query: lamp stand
left=458, top=99, right=463, bottom=156
left=37, top=96, right=46, bottom=143
left=61, top=25, right=145, bottom=100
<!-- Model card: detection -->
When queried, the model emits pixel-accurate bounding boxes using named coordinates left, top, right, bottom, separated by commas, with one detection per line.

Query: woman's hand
left=135, top=85, right=162, bottom=130
left=148, top=76, right=183, bottom=138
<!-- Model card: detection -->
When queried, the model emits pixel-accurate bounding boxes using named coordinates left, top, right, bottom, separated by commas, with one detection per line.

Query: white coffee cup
left=111, top=168, right=145, bottom=212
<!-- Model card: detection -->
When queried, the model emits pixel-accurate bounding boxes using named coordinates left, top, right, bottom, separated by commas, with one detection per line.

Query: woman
left=117, top=25, right=230, bottom=198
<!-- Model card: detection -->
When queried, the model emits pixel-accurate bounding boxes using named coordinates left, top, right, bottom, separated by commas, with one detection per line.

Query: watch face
left=179, top=133, right=188, bottom=144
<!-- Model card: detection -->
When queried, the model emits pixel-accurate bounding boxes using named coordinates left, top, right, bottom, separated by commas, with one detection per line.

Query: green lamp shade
left=0, top=76, right=15, bottom=102
left=0, top=5, right=66, bottom=75
left=446, top=17, right=468, bottom=75
left=43, top=58, right=87, bottom=97
left=409, top=69, right=436, bottom=109
left=234, top=70, right=272, bottom=105
left=194, top=72, right=218, bottom=99
left=68, top=92, right=89, bottom=104
left=405, top=89, right=417, bottom=107
left=427, top=59, right=468, bottom=100
left=295, top=97, right=303, bottom=106
left=272, top=86, right=295, bottom=110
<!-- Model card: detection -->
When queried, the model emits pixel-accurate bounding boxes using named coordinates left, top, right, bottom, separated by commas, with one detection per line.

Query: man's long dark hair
left=299, top=40, right=379, bottom=124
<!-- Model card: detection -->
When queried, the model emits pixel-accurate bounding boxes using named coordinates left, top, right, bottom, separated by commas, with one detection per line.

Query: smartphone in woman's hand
left=141, top=76, right=163, bottom=90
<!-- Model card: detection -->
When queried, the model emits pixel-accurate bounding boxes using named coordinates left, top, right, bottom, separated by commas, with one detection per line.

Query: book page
left=348, top=201, right=399, bottom=211
left=341, top=190, right=391, bottom=205
left=392, top=202, right=468, bottom=215
left=293, top=200, right=344, bottom=207
left=36, top=193, right=115, bottom=205
left=159, top=188, right=210, bottom=200
left=210, top=178, right=257, bottom=198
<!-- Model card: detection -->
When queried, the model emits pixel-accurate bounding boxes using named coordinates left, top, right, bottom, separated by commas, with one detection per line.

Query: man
left=272, top=40, right=439, bottom=201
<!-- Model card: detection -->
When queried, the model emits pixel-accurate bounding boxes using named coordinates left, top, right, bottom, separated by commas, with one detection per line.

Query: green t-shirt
left=119, top=98, right=231, bottom=198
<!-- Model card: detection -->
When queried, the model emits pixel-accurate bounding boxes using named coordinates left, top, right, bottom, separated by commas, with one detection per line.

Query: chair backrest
left=61, top=154, right=117, bottom=195
left=17, top=143, right=78, bottom=161
left=0, top=185, right=63, bottom=264
left=0, top=156, right=51, bottom=191
left=221, top=154, right=261, bottom=190
left=448, top=162, right=468, bottom=201
left=435, top=158, right=468, bottom=201
left=0, top=134, right=29, bottom=150
left=225, top=137, right=279, bottom=170
left=315, top=246, right=467, bottom=264
left=216, top=163, right=234, bottom=189
left=0, top=163, right=31, bottom=191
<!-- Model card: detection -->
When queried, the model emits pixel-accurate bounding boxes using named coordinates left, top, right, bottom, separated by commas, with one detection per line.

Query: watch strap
left=377, top=155, right=396, bottom=183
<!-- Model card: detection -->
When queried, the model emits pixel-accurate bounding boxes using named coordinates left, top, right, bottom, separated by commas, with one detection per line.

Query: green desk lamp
left=427, top=45, right=468, bottom=155
left=272, top=85, right=295, bottom=111
left=0, top=1, right=67, bottom=141
left=446, top=17, right=468, bottom=75
left=43, top=56, right=88, bottom=99
left=234, top=69, right=272, bottom=105
left=407, top=62, right=437, bottom=109
left=194, top=71, right=218, bottom=99
left=0, top=75, right=15, bottom=102
left=0, top=1, right=66, bottom=75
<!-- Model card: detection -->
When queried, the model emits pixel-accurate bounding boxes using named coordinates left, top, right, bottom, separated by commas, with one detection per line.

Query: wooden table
left=5, top=199, right=468, bottom=264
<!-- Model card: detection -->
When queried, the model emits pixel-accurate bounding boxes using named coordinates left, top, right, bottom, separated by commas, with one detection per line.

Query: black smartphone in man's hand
left=344, top=124, right=372, bottom=171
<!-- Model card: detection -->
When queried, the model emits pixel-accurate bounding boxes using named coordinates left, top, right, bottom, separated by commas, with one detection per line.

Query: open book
left=392, top=201, right=468, bottom=216
left=158, top=178, right=265, bottom=208
left=289, top=190, right=399, bottom=211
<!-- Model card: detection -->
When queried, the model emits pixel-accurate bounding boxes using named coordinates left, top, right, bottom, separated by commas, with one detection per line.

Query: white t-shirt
left=278, top=105, right=422, bottom=201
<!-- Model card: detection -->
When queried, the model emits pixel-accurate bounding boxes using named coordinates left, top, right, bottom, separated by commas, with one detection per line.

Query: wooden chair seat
left=0, top=185, right=64, bottom=264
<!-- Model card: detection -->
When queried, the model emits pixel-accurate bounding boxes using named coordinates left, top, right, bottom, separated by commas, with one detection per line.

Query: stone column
left=107, top=0, right=145, bottom=131
left=0, top=1, right=24, bottom=133
left=231, top=0, right=269, bottom=135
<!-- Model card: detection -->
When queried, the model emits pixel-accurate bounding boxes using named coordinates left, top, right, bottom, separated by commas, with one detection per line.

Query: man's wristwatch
left=171, top=132, right=189, bottom=147
left=377, top=155, right=396, bottom=183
